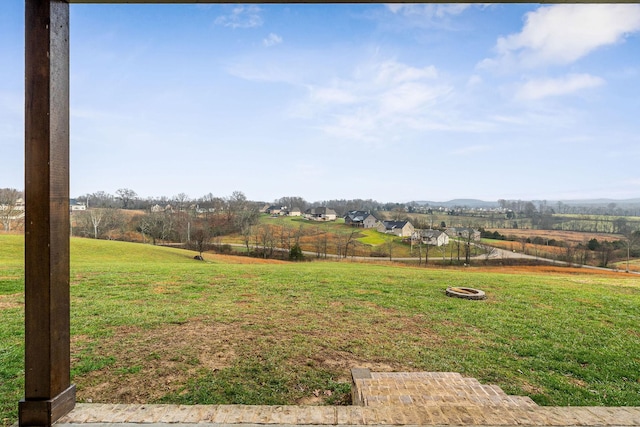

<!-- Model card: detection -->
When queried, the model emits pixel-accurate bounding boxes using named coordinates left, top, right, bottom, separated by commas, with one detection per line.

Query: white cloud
left=516, top=74, right=605, bottom=100
left=303, top=60, right=451, bottom=143
left=386, top=4, right=472, bottom=19
left=373, top=61, right=438, bottom=85
left=483, top=4, right=640, bottom=69
left=466, top=75, right=483, bottom=87
left=214, top=5, right=263, bottom=29
left=263, top=33, right=283, bottom=47
left=309, top=86, right=358, bottom=105
left=450, top=144, right=492, bottom=156
left=489, top=115, right=526, bottom=125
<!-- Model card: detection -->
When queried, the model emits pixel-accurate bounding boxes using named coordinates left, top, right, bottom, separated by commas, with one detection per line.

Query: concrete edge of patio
left=44, top=370, right=640, bottom=427
left=52, top=403, right=640, bottom=426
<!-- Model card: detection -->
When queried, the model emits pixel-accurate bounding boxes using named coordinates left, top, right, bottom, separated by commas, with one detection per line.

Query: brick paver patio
left=53, top=371, right=640, bottom=426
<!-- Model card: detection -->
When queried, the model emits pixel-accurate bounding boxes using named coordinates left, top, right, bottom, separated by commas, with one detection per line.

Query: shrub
left=289, top=244, right=304, bottom=261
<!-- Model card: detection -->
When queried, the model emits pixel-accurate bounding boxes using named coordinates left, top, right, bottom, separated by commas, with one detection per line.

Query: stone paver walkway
left=53, top=371, right=640, bottom=426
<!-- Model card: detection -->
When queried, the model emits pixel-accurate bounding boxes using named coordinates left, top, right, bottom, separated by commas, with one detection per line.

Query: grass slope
left=1, top=235, right=640, bottom=426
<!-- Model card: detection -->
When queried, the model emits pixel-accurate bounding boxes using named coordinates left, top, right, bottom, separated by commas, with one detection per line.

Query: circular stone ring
left=445, top=287, right=486, bottom=300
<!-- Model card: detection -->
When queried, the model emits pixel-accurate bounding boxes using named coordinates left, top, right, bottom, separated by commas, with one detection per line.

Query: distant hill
left=557, top=198, right=640, bottom=206
left=412, top=199, right=499, bottom=208
left=413, top=198, right=640, bottom=209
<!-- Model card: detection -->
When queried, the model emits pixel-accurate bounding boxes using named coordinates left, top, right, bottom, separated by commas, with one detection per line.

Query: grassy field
left=2, top=235, right=640, bottom=426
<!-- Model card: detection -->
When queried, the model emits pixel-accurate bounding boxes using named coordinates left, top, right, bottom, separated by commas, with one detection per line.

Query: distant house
left=413, top=229, right=449, bottom=246
left=344, top=211, right=378, bottom=228
left=69, top=199, right=86, bottom=211
left=286, top=207, right=302, bottom=217
left=304, top=207, right=337, bottom=221
left=151, top=204, right=173, bottom=213
left=266, top=205, right=286, bottom=216
left=377, top=220, right=414, bottom=237
left=446, top=227, right=481, bottom=241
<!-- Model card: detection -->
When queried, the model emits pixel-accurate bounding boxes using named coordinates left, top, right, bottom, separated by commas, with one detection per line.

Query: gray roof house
left=344, top=211, right=378, bottom=228
left=413, top=229, right=449, bottom=246
left=304, top=207, right=337, bottom=221
left=266, top=205, right=286, bottom=215
left=377, top=220, right=415, bottom=237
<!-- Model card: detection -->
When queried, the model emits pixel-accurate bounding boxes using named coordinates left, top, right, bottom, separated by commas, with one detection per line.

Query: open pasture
left=489, top=229, right=624, bottom=245
left=1, top=235, right=640, bottom=426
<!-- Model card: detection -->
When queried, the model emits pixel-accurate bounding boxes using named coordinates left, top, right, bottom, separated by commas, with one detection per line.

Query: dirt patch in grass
left=0, top=294, right=22, bottom=310
left=72, top=318, right=401, bottom=404
left=520, top=381, right=545, bottom=396
left=73, top=321, right=240, bottom=403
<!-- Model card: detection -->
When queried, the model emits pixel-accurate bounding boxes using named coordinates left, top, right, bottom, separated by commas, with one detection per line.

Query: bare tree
left=103, top=208, right=126, bottom=240
left=424, top=240, right=432, bottom=266
left=173, top=193, right=191, bottom=212
left=312, top=227, right=328, bottom=258
left=236, top=209, right=260, bottom=253
left=439, top=243, right=448, bottom=264
left=482, top=243, right=497, bottom=264
left=83, top=191, right=115, bottom=208
left=344, top=229, right=358, bottom=258
left=0, top=188, right=23, bottom=232
left=390, top=207, right=407, bottom=221
left=89, top=209, right=104, bottom=239
left=277, top=219, right=293, bottom=251
left=293, top=224, right=305, bottom=247
left=190, top=220, right=211, bottom=259
left=257, top=224, right=277, bottom=258
left=386, top=237, right=395, bottom=261
left=138, top=211, right=174, bottom=245
left=624, top=229, right=640, bottom=272
left=598, top=241, right=614, bottom=268
left=334, top=229, right=358, bottom=259
left=74, top=208, right=124, bottom=239
left=464, top=230, right=475, bottom=265
left=274, top=196, right=308, bottom=212
left=116, top=188, right=138, bottom=209
left=227, top=190, right=247, bottom=221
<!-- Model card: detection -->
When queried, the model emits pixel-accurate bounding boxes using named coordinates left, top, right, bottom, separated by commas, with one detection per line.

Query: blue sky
left=2, top=2, right=640, bottom=203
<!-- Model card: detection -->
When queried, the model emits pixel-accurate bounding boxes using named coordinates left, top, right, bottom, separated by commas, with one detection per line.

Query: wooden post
left=20, top=0, right=75, bottom=425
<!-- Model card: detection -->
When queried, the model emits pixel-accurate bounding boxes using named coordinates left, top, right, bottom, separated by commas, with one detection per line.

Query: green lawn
left=2, top=234, right=640, bottom=426
left=358, top=228, right=390, bottom=246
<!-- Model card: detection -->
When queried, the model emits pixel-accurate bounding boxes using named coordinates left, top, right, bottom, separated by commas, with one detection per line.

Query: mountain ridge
left=412, top=198, right=640, bottom=208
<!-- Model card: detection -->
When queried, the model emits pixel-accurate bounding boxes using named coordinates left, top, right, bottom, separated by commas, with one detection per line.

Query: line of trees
left=72, top=191, right=261, bottom=243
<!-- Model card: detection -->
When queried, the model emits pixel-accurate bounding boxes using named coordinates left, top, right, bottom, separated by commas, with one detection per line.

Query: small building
left=344, top=211, right=378, bottom=228
left=266, top=205, right=286, bottom=216
left=69, top=199, right=86, bottom=211
left=286, top=207, right=302, bottom=217
left=413, top=229, right=449, bottom=246
left=377, top=220, right=414, bottom=237
left=304, top=207, right=337, bottom=221
left=151, top=204, right=173, bottom=213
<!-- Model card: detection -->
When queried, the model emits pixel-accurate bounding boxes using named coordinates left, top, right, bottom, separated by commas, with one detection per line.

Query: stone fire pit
left=446, top=287, right=486, bottom=300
